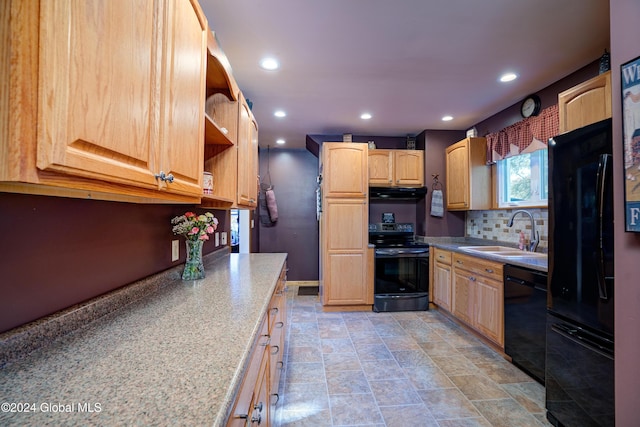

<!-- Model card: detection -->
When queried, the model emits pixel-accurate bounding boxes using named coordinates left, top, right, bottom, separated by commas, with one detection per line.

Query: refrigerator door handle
left=595, top=154, right=611, bottom=301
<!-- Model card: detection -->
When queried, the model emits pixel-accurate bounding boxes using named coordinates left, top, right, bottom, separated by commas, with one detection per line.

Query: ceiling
left=200, top=0, right=610, bottom=149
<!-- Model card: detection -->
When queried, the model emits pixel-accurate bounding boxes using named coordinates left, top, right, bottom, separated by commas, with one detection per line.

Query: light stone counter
left=421, top=236, right=548, bottom=272
left=0, top=252, right=287, bottom=426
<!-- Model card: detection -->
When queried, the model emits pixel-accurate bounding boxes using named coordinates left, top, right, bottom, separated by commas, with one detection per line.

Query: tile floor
left=275, top=286, right=553, bottom=427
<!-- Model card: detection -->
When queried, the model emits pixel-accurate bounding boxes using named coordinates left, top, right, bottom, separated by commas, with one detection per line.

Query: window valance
left=486, top=104, right=559, bottom=163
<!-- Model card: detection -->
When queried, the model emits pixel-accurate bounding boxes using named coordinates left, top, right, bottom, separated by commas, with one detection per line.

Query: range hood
left=369, top=187, right=428, bottom=200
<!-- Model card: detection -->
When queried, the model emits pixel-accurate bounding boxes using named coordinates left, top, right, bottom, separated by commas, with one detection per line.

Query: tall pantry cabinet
left=320, top=143, right=373, bottom=309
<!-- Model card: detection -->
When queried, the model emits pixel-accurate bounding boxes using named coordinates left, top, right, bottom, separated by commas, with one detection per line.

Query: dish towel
left=431, top=189, right=444, bottom=217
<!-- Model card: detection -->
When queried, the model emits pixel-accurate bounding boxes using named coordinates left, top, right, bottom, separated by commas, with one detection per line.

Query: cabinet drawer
left=453, top=253, right=503, bottom=282
left=433, top=248, right=452, bottom=265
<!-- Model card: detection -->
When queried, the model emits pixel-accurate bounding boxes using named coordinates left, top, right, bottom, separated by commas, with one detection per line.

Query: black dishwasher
left=504, top=264, right=548, bottom=385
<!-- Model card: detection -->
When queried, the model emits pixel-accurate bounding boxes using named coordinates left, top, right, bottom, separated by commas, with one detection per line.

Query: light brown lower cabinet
left=227, top=264, right=286, bottom=426
left=434, top=252, right=504, bottom=348
left=431, top=248, right=452, bottom=312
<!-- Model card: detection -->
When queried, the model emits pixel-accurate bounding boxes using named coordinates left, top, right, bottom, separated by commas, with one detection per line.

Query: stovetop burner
left=369, top=222, right=429, bottom=251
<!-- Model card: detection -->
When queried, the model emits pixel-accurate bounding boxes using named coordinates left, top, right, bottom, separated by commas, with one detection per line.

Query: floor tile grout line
left=281, top=289, right=550, bottom=427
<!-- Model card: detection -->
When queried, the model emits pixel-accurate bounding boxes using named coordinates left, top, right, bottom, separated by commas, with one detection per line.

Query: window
left=497, top=149, right=548, bottom=208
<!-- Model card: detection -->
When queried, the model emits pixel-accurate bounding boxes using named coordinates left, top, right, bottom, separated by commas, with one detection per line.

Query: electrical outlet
left=221, top=232, right=227, bottom=245
left=215, top=232, right=220, bottom=247
left=171, top=240, right=179, bottom=261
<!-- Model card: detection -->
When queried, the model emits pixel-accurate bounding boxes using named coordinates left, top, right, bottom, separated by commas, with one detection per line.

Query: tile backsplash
left=466, top=208, right=548, bottom=251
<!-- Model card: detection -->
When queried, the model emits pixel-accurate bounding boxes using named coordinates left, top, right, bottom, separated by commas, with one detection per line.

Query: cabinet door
left=37, top=0, right=159, bottom=189
left=452, top=269, right=474, bottom=325
left=368, top=150, right=393, bottom=186
left=433, top=261, right=452, bottom=311
left=322, top=199, right=369, bottom=305
left=158, top=0, right=206, bottom=197
left=445, top=141, right=470, bottom=209
left=237, top=95, right=258, bottom=207
left=323, top=143, right=368, bottom=198
left=393, top=150, right=424, bottom=186
left=559, top=71, right=611, bottom=133
left=474, top=276, right=504, bottom=347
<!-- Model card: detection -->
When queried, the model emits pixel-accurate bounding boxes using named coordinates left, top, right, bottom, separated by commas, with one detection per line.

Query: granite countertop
left=421, top=236, right=548, bottom=272
left=0, top=252, right=287, bottom=426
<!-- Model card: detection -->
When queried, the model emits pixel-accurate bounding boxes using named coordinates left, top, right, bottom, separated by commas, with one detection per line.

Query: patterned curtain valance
left=486, top=104, right=559, bottom=163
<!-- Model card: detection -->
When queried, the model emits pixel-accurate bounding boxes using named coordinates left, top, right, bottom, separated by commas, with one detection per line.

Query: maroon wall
left=0, top=192, right=228, bottom=333
left=611, top=1, right=640, bottom=423
left=416, top=130, right=467, bottom=237
left=473, top=61, right=600, bottom=136
left=257, top=148, right=319, bottom=281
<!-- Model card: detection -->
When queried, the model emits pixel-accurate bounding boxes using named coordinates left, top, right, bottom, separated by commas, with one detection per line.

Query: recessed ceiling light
left=360, top=113, right=372, bottom=120
left=274, top=110, right=286, bottom=118
left=442, top=115, right=453, bottom=121
left=276, top=139, right=286, bottom=145
left=260, top=57, right=279, bottom=71
left=499, top=72, right=518, bottom=82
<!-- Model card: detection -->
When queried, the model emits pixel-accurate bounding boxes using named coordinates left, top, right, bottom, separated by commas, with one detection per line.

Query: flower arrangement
left=171, top=211, right=218, bottom=241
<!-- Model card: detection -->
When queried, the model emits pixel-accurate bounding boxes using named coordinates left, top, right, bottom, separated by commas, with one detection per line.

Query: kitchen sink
left=459, top=246, right=519, bottom=252
left=459, top=246, right=547, bottom=259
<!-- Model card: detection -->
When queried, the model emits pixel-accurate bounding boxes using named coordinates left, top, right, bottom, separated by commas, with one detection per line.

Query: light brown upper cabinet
left=558, top=71, right=611, bottom=134
left=323, top=143, right=368, bottom=198
left=201, top=29, right=261, bottom=210
left=0, top=0, right=208, bottom=203
left=445, top=137, right=491, bottom=210
left=236, top=93, right=259, bottom=208
left=368, top=150, right=424, bottom=187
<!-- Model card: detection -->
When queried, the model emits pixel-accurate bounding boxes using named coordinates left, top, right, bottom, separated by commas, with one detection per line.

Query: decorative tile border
left=465, top=209, right=548, bottom=251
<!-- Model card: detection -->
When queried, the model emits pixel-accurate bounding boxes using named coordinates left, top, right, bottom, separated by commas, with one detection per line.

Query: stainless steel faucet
left=507, top=210, right=540, bottom=252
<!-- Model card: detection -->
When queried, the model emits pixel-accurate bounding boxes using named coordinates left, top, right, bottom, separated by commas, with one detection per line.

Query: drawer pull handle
left=271, top=345, right=280, bottom=355
left=485, top=268, right=494, bottom=273
left=270, top=307, right=279, bottom=315
left=275, top=321, right=284, bottom=329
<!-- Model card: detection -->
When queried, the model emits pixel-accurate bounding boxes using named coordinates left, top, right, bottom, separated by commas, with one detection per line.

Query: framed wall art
left=621, top=55, right=640, bottom=232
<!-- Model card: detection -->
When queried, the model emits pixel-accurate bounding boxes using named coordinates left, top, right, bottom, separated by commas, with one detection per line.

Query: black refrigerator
left=546, top=118, right=615, bottom=427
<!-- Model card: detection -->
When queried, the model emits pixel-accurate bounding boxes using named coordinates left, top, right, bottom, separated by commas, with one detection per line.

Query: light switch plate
left=215, top=232, right=220, bottom=246
left=221, top=232, right=227, bottom=245
left=171, top=240, right=179, bottom=261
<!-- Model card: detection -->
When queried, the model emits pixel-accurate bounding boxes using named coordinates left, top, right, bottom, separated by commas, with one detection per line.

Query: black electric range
left=369, top=223, right=429, bottom=312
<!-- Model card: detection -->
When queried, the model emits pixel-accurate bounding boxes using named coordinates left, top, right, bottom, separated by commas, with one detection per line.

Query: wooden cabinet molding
left=320, top=143, right=372, bottom=310
left=368, top=149, right=424, bottom=187
left=431, top=248, right=452, bottom=312
left=323, top=143, right=368, bottom=198
left=227, top=263, right=287, bottom=427
left=558, top=71, right=611, bottom=134
left=1, top=0, right=209, bottom=203
left=450, top=253, right=504, bottom=348
left=445, top=137, right=490, bottom=211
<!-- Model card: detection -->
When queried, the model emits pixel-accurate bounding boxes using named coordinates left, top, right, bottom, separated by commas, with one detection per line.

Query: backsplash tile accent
left=466, top=209, right=548, bottom=251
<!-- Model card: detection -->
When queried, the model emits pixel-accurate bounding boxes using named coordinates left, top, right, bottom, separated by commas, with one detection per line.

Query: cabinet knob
left=154, top=171, right=174, bottom=183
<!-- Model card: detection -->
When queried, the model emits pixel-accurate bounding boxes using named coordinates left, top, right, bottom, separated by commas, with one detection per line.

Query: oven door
left=373, top=253, right=429, bottom=312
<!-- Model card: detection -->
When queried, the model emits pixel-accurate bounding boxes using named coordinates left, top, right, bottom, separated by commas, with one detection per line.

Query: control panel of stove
left=369, top=223, right=414, bottom=233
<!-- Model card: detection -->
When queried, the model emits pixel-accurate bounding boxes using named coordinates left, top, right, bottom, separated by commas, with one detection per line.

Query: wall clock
left=520, top=94, right=541, bottom=118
